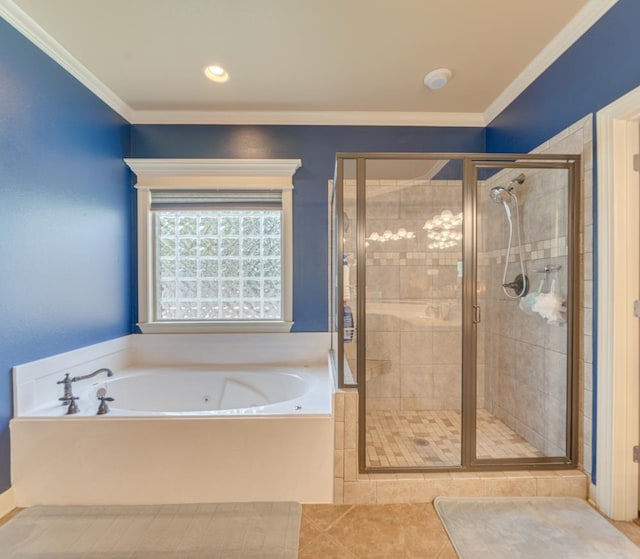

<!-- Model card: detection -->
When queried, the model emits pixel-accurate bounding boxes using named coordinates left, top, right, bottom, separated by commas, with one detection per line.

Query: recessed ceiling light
left=424, top=68, right=452, bottom=90
left=204, top=65, right=229, bottom=83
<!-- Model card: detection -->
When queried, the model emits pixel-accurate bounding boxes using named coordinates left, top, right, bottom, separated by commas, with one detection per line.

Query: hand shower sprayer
left=489, top=185, right=512, bottom=204
left=490, top=174, right=528, bottom=299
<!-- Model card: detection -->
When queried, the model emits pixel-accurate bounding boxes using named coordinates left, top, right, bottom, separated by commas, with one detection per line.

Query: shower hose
left=500, top=192, right=527, bottom=299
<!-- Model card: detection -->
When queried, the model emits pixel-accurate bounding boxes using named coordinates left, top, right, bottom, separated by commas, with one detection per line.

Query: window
left=125, top=159, right=300, bottom=333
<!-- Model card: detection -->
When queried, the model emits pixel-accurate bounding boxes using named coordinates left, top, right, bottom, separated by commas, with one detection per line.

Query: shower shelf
left=534, top=264, right=562, bottom=274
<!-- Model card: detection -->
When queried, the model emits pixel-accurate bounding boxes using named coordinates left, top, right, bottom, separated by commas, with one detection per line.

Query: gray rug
left=0, top=502, right=301, bottom=558
left=435, top=497, right=639, bottom=559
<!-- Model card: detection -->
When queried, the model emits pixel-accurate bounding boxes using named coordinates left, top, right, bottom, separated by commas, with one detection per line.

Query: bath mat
left=0, top=502, right=301, bottom=558
left=434, top=497, right=639, bottom=559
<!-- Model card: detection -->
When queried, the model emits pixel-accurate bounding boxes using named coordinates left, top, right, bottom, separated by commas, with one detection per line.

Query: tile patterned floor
left=299, top=504, right=640, bottom=559
left=612, top=520, right=640, bottom=548
left=366, top=409, right=544, bottom=468
left=299, top=503, right=456, bottom=559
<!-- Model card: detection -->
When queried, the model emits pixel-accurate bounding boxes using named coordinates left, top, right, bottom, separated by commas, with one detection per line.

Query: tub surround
left=11, top=333, right=334, bottom=506
left=13, top=333, right=330, bottom=417
left=13, top=336, right=131, bottom=419
left=12, top=414, right=333, bottom=506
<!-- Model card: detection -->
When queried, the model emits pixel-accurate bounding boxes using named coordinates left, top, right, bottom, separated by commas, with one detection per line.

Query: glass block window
left=151, top=190, right=283, bottom=322
left=154, top=210, right=282, bottom=320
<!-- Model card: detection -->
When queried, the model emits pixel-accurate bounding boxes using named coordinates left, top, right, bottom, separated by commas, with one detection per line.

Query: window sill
left=137, top=321, right=294, bottom=334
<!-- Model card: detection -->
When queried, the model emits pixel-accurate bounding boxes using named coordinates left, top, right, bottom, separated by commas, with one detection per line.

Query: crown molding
left=484, top=0, right=619, bottom=124
left=130, top=110, right=485, bottom=127
left=0, top=0, right=134, bottom=121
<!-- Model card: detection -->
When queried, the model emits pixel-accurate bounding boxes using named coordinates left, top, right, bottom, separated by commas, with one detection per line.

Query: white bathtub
left=11, top=334, right=335, bottom=506
left=26, top=364, right=329, bottom=417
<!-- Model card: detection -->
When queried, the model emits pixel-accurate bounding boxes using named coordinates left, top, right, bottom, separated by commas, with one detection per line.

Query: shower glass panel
left=342, top=159, right=358, bottom=385
left=331, top=158, right=359, bottom=387
left=363, top=158, right=463, bottom=468
left=475, top=164, right=573, bottom=462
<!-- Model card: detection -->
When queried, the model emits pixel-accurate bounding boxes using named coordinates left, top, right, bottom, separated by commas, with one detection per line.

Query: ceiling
left=3, top=0, right=609, bottom=124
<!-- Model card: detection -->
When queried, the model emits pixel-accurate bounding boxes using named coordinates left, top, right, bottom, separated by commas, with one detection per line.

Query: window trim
left=125, top=158, right=300, bottom=334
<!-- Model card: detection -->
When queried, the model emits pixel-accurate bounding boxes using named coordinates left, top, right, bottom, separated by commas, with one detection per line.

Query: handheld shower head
left=490, top=173, right=527, bottom=299
left=490, top=186, right=511, bottom=203
left=489, top=173, right=525, bottom=205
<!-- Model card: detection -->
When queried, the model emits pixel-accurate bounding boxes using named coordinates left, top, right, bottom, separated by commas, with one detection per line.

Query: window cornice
left=125, top=158, right=301, bottom=189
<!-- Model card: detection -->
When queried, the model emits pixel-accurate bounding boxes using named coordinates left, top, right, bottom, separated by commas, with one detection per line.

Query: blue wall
left=487, top=0, right=640, bottom=153
left=487, top=0, right=640, bottom=484
left=130, top=125, right=485, bottom=331
left=0, top=19, right=133, bottom=490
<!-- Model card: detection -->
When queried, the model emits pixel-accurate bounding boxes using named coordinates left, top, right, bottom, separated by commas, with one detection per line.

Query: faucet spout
left=72, top=368, right=113, bottom=383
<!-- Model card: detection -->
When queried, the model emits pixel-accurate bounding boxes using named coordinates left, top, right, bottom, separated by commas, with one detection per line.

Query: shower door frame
left=464, top=156, right=581, bottom=471
left=333, top=152, right=581, bottom=474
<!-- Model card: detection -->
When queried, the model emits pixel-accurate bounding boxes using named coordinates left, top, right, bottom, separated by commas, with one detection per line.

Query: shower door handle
left=472, top=305, right=481, bottom=324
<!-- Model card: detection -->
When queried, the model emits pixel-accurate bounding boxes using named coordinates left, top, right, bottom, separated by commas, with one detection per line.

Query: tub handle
left=97, top=396, right=114, bottom=416
left=61, top=396, right=79, bottom=415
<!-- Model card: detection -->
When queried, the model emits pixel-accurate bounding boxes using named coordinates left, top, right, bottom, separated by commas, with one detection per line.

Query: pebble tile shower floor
left=366, top=409, right=543, bottom=468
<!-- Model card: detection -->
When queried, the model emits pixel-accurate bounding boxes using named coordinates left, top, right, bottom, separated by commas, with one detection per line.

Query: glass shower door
left=473, top=161, right=577, bottom=464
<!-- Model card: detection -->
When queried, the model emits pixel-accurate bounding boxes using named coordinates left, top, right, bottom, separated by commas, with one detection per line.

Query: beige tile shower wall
left=480, top=167, right=570, bottom=457
left=480, top=114, right=593, bottom=475
left=360, top=178, right=466, bottom=413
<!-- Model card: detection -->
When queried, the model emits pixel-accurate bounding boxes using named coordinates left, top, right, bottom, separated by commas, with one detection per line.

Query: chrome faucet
left=57, top=373, right=80, bottom=414
left=57, top=368, right=113, bottom=415
left=72, top=368, right=113, bottom=382
left=56, top=373, right=74, bottom=403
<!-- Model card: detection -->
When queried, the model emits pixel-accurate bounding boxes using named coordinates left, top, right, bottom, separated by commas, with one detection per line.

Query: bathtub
left=11, top=334, right=335, bottom=506
left=28, top=364, right=329, bottom=417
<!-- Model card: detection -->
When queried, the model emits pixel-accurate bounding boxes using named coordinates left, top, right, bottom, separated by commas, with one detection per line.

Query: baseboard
left=0, top=488, right=16, bottom=519
left=588, top=482, right=599, bottom=512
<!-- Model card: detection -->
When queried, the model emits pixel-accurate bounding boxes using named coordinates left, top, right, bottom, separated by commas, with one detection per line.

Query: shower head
left=489, top=173, right=525, bottom=204
left=490, top=186, right=512, bottom=204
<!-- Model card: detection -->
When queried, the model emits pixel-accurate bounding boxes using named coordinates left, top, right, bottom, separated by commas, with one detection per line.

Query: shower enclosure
left=330, top=153, right=580, bottom=472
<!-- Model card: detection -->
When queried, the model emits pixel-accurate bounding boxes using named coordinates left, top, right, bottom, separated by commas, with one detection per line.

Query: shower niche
left=330, top=153, right=580, bottom=472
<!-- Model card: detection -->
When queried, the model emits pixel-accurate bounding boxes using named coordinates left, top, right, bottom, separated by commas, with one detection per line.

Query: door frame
left=595, top=85, right=640, bottom=520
